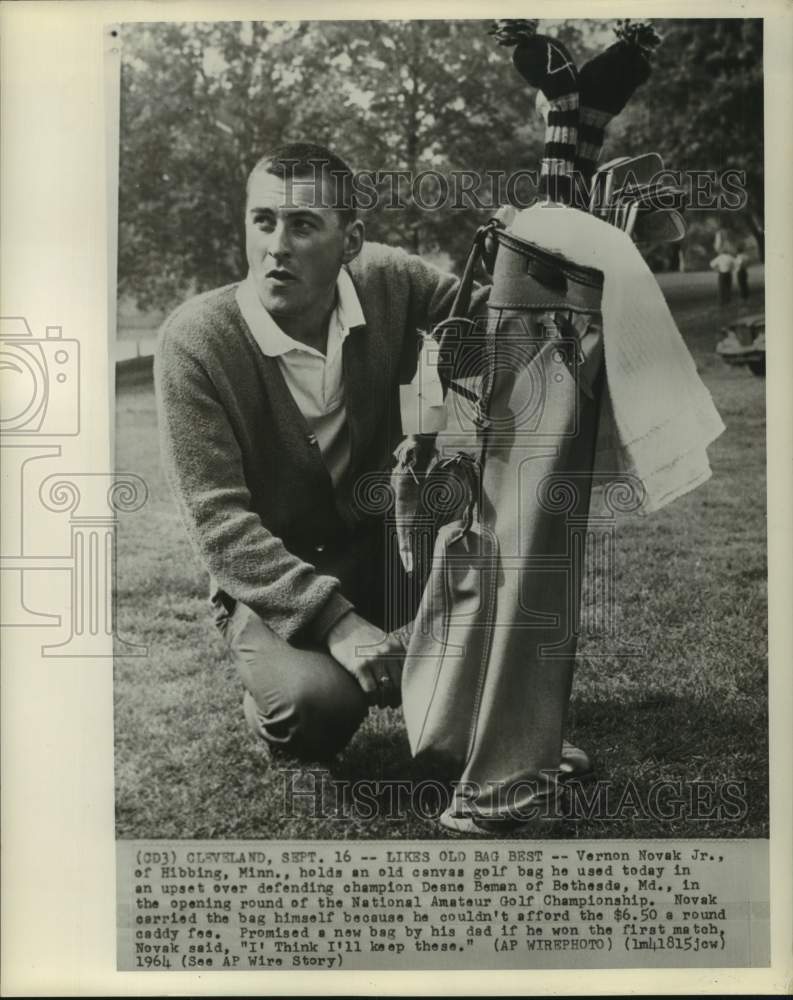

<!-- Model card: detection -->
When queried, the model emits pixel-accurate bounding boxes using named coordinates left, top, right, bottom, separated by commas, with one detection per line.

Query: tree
left=617, top=19, right=764, bottom=259
left=119, top=19, right=541, bottom=308
left=118, top=21, right=300, bottom=309
left=294, top=20, right=542, bottom=258
left=118, top=18, right=759, bottom=308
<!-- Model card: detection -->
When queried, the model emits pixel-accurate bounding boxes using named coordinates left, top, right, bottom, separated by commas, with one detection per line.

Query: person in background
left=710, top=249, right=735, bottom=306
left=733, top=247, right=750, bottom=301
left=713, top=226, right=736, bottom=255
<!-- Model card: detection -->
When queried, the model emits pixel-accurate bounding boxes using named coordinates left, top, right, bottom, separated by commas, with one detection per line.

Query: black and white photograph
left=115, top=16, right=768, bottom=842
left=2, top=2, right=791, bottom=991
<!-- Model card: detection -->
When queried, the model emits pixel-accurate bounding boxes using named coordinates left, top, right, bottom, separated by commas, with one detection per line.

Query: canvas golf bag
left=395, top=220, right=607, bottom=820
left=390, top=19, right=694, bottom=822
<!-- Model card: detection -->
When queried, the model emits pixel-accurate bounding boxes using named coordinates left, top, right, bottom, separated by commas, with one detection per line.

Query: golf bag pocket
left=401, top=478, right=500, bottom=771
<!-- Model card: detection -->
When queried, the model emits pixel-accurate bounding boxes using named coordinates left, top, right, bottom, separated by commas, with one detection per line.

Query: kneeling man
left=155, top=142, right=488, bottom=760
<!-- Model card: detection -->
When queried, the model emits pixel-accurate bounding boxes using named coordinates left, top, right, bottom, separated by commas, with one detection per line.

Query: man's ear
left=342, top=219, right=365, bottom=264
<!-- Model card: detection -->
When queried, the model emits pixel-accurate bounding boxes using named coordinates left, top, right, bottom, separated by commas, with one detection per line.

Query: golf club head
left=590, top=156, right=632, bottom=215
left=615, top=180, right=686, bottom=212
left=591, top=153, right=665, bottom=216
left=632, top=207, right=686, bottom=243
left=608, top=152, right=665, bottom=192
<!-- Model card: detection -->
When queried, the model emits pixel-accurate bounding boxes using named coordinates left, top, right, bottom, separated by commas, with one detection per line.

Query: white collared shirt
left=235, top=269, right=365, bottom=487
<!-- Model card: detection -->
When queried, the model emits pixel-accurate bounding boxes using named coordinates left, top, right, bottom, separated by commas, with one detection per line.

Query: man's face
left=245, top=168, right=361, bottom=329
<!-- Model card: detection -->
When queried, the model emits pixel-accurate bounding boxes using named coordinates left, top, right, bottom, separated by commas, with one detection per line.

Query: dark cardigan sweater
left=155, top=241, right=489, bottom=642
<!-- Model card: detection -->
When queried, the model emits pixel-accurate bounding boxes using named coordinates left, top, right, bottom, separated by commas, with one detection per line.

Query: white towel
left=509, top=203, right=725, bottom=514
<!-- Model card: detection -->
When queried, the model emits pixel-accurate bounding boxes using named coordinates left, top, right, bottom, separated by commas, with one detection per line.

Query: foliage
left=616, top=19, right=764, bottom=257
left=118, top=18, right=764, bottom=310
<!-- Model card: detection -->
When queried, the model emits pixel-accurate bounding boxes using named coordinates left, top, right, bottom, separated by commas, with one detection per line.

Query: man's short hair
left=247, top=142, right=357, bottom=226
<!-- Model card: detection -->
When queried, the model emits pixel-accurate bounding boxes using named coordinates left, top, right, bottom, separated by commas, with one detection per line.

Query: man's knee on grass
left=242, top=683, right=366, bottom=762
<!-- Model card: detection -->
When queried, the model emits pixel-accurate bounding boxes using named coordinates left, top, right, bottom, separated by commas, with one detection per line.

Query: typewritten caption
left=117, top=839, right=769, bottom=970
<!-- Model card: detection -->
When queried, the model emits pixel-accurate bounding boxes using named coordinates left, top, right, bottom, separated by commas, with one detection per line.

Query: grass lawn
left=114, top=284, right=767, bottom=840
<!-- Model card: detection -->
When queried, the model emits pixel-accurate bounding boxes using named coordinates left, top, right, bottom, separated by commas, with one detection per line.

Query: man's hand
left=326, top=611, right=405, bottom=708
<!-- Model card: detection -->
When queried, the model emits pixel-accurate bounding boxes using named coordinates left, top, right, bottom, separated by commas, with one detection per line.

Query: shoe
left=439, top=801, right=561, bottom=837
left=439, top=777, right=564, bottom=836
left=560, top=739, right=594, bottom=783
left=438, top=743, right=594, bottom=835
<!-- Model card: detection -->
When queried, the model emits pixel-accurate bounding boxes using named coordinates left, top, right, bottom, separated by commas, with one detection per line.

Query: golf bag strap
left=433, top=219, right=500, bottom=404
